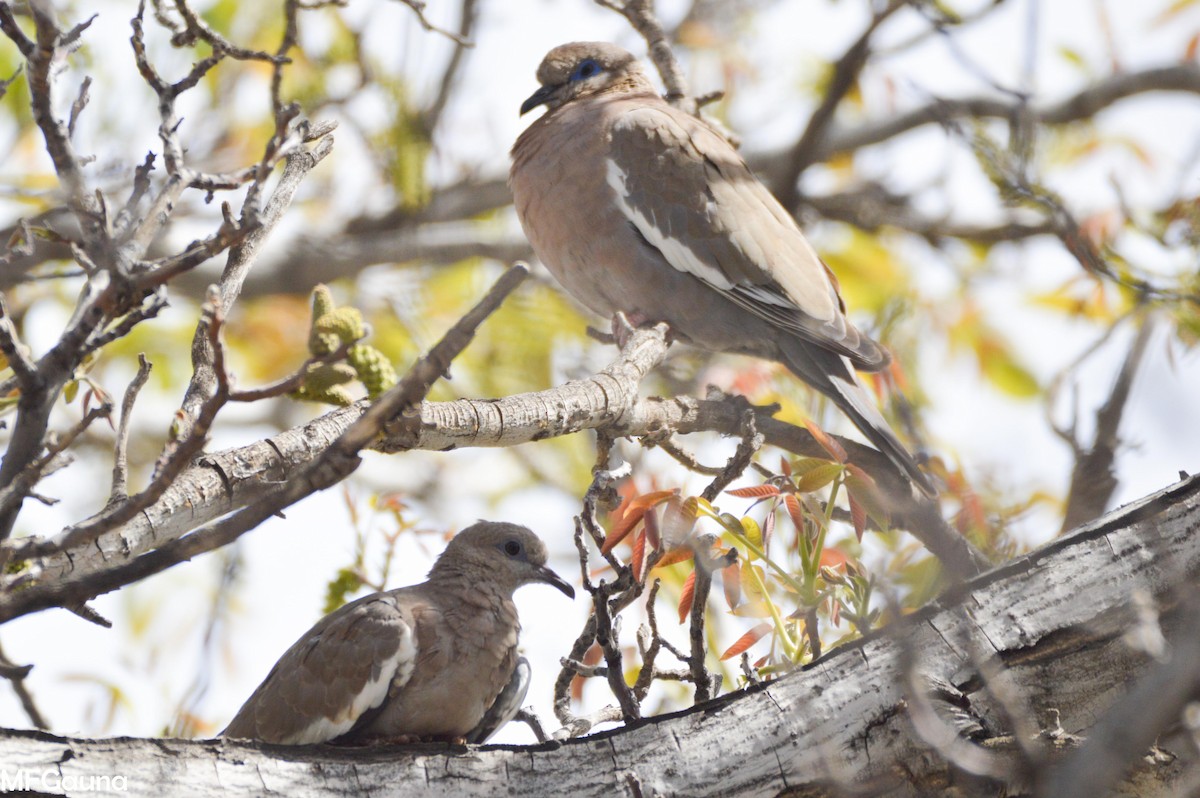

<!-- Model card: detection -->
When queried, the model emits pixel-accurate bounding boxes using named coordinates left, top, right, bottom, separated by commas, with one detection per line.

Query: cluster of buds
left=291, top=285, right=397, bottom=405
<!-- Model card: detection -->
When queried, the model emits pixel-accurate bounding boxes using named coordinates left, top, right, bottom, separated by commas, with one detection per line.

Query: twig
left=551, top=705, right=623, bottom=742
left=1060, top=316, right=1157, bottom=531
left=595, top=0, right=690, bottom=108
left=228, top=339, right=356, bottom=402
left=67, top=76, right=91, bottom=139
left=776, top=0, right=908, bottom=209
left=0, top=293, right=37, bottom=388
left=0, top=64, right=19, bottom=104
left=399, top=0, right=472, bottom=46
left=169, top=0, right=289, bottom=63
left=422, top=0, right=478, bottom=135
left=512, top=708, right=548, bottom=744
left=67, top=602, right=111, bottom=628
left=687, top=540, right=735, bottom=703
left=632, top=579, right=664, bottom=700
left=0, top=641, right=47, bottom=730
left=594, top=576, right=641, bottom=720
left=114, top=152, right=157, bottom=240
left=652, top=438, right=725, bottom=477
left=110, top=354, right=153, bottom=501
left=700, top=410, right=763, bottom=502
left=0, top=401, right=113, bottom=533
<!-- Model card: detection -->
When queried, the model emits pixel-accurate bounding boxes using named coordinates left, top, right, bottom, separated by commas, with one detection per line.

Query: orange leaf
left=678, top=569, right=697, bottom=623
left=848, top=493, right=867, bottom=542
left=602, top=504, right=645, bottom=553
left=780, top=456, right=792, bottom=477
left=726, top=485, right=781, bottom=499
left=653, top=546, right=694, bottom=570
left=803, top=419, right=846, bottom=463
left=784, top=493, right=805, bottom=532
left=643, top=506, right=661, bottom=550
left=627, top=489, right=678, bottom=512
left=955, top=488, right=987, bottom=536
left=631, top=528, right=647, bottom=583
left=722, top=561, right=741, bottom=609
left=845, top=464, right=889, bottom=528
left=720, top=622, right=773, bottom=660
left=818, top=546, right=849, bottom=570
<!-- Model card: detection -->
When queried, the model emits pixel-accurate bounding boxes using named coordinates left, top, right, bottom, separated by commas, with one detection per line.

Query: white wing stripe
left=283, top=616, right=416, bottom=745
left=606, top=158, right=734, bottom=291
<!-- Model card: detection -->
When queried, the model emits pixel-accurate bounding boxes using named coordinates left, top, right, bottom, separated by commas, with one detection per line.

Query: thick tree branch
left=2, top=476, right=1196, bottom=796
left=5, top=318, right=984, bottom=602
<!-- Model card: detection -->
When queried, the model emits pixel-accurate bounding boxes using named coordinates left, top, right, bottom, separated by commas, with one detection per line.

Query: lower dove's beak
left=536, top=565, right=575, bottom=599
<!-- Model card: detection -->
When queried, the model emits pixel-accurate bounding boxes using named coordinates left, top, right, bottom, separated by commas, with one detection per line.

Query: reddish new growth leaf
left=784, top=493, right=805, bottom=532
left=631, top=528, right=647, bottom=583
left=848, top=493, right=867, bottom=542
left=726, top=485, right=781, bottom=499
left=844, top=464, right=888, bottom=535
left=803, top=418, right=847, bottom=463
left=720, top=622, right=773, bottom=660
left=643, top=506, right=661, bottom=549
left=818, top=546, right=850, bottom=571
left=780, top=456, right=792, bottom=477
left=602, top=489, right=678, bottom=553
left=952, top=478, right=987, bottom=537
left=377, top=492, right=407, bottom=513
left=677, top=569, right=697, bottom=624
left=887, top=358, right=910, bottom=393
left=722, top=560, right=742, bottom=609
left=602, top=504, right=643, bottom=555
left=654, top=546, right=694, bottom=570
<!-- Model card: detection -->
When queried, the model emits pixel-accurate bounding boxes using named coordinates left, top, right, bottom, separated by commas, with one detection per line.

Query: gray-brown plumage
left=222, top=522, right=573, bottom=745
left=510, top=42, right=936, bottom=497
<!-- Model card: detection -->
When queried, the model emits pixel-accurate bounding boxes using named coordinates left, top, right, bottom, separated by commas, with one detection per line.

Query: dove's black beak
left=536, top=565, right=575, bottom=599
left=520, top=84, right=557, bottom=116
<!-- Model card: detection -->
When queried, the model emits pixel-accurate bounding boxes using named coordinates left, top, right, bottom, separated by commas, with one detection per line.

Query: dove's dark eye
left=570, top=59, right=601, bottom=82
left=503, top=539, right=523, bottom=557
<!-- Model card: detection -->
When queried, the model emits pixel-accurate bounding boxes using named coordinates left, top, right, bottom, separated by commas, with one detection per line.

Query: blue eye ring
left=570, top=59, right=601, bottom=82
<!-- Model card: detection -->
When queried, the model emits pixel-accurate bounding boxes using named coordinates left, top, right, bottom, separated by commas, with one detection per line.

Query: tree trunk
left=4, top=476, right=1199, bottom=798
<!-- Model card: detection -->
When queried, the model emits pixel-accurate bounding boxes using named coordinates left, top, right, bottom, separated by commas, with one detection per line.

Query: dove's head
left=431, top=521, right=575, bottom=599
left=519, top=42, right=651, bottom=116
